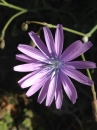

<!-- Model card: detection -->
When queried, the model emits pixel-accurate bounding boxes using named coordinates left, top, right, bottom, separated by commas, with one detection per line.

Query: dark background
left=0, top=0, right=97, bottom=130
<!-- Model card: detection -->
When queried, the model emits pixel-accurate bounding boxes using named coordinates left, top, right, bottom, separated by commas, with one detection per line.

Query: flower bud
left=30, top=40, right=36, bottom=48
left=0, top=33, right=5, bottom=49
left=82, top=36, right=88, bottom=43
left=21, top=23, right=28, bottom=31
left=0, top=39, right=5, bottom=49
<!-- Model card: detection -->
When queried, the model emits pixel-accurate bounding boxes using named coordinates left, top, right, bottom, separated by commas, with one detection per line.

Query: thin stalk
left=0, top=2, right=27, bottom=11
left=2, top=10, right=27, bottom=35
left=81, top=54, right=96, bottom=100
left=26, top=21, right=86, bottom=36
left=0, top=0, right=7, bottom=4
left=87, top=25, right=97, bottom=37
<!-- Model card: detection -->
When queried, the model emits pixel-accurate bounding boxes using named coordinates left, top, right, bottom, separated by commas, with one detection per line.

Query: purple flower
left=14, top=24, right=96, bottom=109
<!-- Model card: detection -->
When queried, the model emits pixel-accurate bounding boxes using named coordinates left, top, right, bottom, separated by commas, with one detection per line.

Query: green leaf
left=0, top=121, right=8, bottom=130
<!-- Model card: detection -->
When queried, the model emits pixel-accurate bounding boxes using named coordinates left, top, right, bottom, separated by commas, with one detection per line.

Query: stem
left=26, top=21, right=86, bottom=36
left=2, top=10, right=27, bottom=35
left=50, top=24, right=85, bottom=36
left=0, top=0, right=7, bottom=4
left=0, top=1, right=27, bottom=11
left=62, top=26, right=85, bottom=36
left=87, top=25, right=97, bottom=37
left=81, top=54, right=96, bottom=100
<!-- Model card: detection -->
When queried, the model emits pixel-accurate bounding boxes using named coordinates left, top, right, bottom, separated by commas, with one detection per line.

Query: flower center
left=44, top=57, right=64, bottom=72
left=49, top=58, right=63, bottom=70
left=52, top=60, right=60, bottom=68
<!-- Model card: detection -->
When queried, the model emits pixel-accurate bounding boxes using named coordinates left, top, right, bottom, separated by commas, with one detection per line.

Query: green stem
left=63, top=26, right=85, bottom=36
left=26, top=21, right=86, bottom=36
left=87, top=25, right=97, bottom=37
left=49, top=24, right=85, bottom=36
left=0, top=0, right=7, bottom=4
left=81, top=54, right=96, bottom=100
left=2, top=10, right=27, bottom=35
left=0, top=1, right=27, bottom=11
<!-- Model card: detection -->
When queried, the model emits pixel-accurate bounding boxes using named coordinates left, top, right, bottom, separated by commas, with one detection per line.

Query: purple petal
left=55, top=78, right=63, bottom=109
left=66, top=61, right=96, bottom=69
left=18, top=71, right=37, bottom=88
left=43, top=26, right=55, bottom=55
left=28, top=31, right=50, bottom=57
left=26, top=83, right=42, bottom=97
left=46, top=72, right=58, bottom=106
left=20, top=68, right=52, bottom=88
left=16, top=54, right=38, bottom=63
left=14, top=63, right=43, bottom=72
left=62, top=67, right=94, bottom=86
left=55, top=24, right=64, bottom=57
left=60, top=41, right=92, bottom=61
left=38, top=79, right=50, bottom=104
left=18, top=44, right=48, bottom=62
left=60, top=70, right=77, bottom=104
left=26, top=74, right=50, bottom=97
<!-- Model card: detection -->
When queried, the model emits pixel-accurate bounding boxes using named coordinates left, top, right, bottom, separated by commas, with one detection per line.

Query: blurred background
left=0, top=0, right=97, bottom=129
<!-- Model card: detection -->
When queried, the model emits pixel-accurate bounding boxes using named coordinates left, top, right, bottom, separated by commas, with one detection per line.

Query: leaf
left=0, top=121, right=8, bottom=130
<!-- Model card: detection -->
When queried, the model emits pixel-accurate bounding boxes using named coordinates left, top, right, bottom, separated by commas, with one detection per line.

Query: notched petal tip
left=28, top=31, right=34, bottom=36
left=26, top=92, right=30, bottom=97
left=86, top=41, right=93, bottom=47
left=45, top=102, right=51, bottom=107
left=26, top=88, right=33, bottom=97
left=72, top=99, right=77, bottom=104
left=13, top=66, right=17, bottom=71
left=84, top=41, right=93, bottom=50
left=92, top=63, right=97, bottom=68
left=37, top=99, right=42, bottom=104
left=17, top=44, right=23, bottom=49
left=56, top=106, right=61, bottom=109
left=57, top=24, right=62, bottom=27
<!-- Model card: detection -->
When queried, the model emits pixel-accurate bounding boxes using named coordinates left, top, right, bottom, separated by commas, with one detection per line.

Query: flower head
left=14, top=24, right=96, bottom=109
